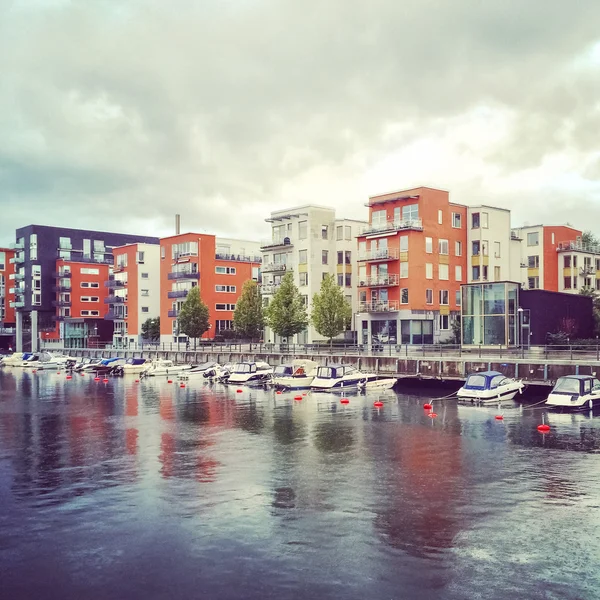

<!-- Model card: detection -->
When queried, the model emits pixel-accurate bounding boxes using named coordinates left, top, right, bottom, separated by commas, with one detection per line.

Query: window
left=336, top=226, right=343, bottom=240
left=32, top=292, right=41, bottom=306
left=345, top=226, right=352, bottom=240
left=337, top=251, right=343, bottom=265
left=564, top=256, right=571, bottom=268
left=527, top=232, right=539, bottom=246
left=439, top=264, right=449, bottom=280
left=573, top=276, right=578, bottom=289
left=439, top=315, right=449, bottom=330
left=452, top=212, right=462, bottom=228
left=345, top=251, right=351, bottom=264
left=440, top=290, right=449, bottom=305
left=471, top=213, right=480, bottom=229
left=455, top=265, right=462, bottom=281
left=215, top=303, right=236, bottom=311
left=426, top=263, right=433, bottom=279
left=321, top=225, right=328, bottom=240
left=438, top=239, right=449, bottom=255
left=472, top=241, right=480, bottom=256
left=33, top=279, right=41, bottom=290
left=494, top=266, right=501, bottom=280
left=298, top=221, right=308, bottom=240
left=161, top=246, right=165, bottom=259
left=141, top=273, right=148, bottom=279
left=455, top=290, right=461, bottom=306
left=472, top=266, right=480, bottom=280
left=483, top=265, right=489, bottom=280
left=494, top=242, right=501, bottom=258
left=116, top=254, right=128, bottom=268
left=425, top=237, right=433, bottom=254
left=482, top=241, right=489, bottom=256
left=337, top=274, right=344, bottom=286
left=528, top=255, right=539, bottom=268
left=438, top=209, right=443, bottom=225
left=172, top=241, right=198, bottom=258
left=399, top=236, right=408, bottom=252
left=30, top=247, right=37, bottom=260
left=528, top=277, right=539, bottom=289
left=322, top=272, right=328, bottom=281
left=59, top=237, right=71, bottom=249
left=299, top=250, right=307, bottom=264
left=215, top=285, right=236, bottom=293
left=299, top=272, right=308, bottom=286
left=573, top=256, right=578, bottom=268
left=29, top=233, right=37, bottom=247
left=142, top=307, right=149, bottom=313
left=372, top=209, right=387, bottom=226
left=93, top=240, right=105, bottom=252
left=401, top=204, right=419, bottom=222
left=0, top=251, right=4, bottom=270
left=426, top=289, right=433, bottom=304
left=400, top=262, right=408, bottom=278
left=215, top=266, right=236, bottom=274
left=401, top=288, right=409, bottom=304
left=481, top=212, right=489, bottom=228
left=81, top=282, right=89, bottom=288
left=345, top=273, right=351, bottom=287
left=81, top=268, right=100, bottom=275
left=141, top=289, right=149, bottom=296
left=322, top=250, right=328, bottom=265
left=137, top=251, right=145, bottom=264
left=455, top=241, right=462, bottom=257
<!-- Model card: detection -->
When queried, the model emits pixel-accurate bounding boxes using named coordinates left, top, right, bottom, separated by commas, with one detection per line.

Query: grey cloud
left=1, top=0, right=600, bottom=242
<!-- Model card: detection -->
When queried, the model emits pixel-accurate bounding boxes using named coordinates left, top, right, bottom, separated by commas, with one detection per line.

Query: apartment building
left=260, top=205, right=368, bottom=344
left=107, top=243, right=161, bottom=348
left=11, top=225, right=159, bottom=351
left=356, top=187, right=466, bottom=345
left=0, top=247, right=16, bottom=349
left=159, top=233, right=261, bottom=344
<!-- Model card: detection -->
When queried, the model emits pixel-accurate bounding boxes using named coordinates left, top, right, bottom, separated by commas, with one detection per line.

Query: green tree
left=141, top=317, right=160, bottom=342
left=450, top=315, right=461, bottom=345
left=579, top=287, right=600, bottom=336
left=233, top=280, right=265, bottom=342
left=310, top=274, right=352, bottom=346
left=265, top=272, right=308, bottom=341
left=177, top=287, right=210, bottom=349
left=582, top=231, right=600, bottom=248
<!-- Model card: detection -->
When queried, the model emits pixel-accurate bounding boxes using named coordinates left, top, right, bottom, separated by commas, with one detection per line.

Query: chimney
left=175, top=214, right=181, bottom=235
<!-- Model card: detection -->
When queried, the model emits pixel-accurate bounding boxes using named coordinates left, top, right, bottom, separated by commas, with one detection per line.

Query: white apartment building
left=260, top=205, right=368, bottom=344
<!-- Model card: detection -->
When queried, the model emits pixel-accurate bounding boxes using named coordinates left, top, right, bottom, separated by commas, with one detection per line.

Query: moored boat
left=141, top=358, right=193, bottom=377
left=545, top=375, right=600, bottom=411
left=227, top=361, right=273, bottom=385
left=457, top=371, right=524, bottom=404
left=271, top=359, right=319, bottom=390
left=310, top=364, right=379, bottom=391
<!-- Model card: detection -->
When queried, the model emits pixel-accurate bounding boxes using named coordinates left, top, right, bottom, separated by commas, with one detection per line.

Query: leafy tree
left=265, top=272, right=308, bottom=341
left=233, top=280, right=265, bottom=342
left=581, top=231, right=600, bottom=248
left=177, top=287, right=210, bottom=349
left=310, top=274, right=352, bottom=346
left=450, top=315, right=461, bottom=345
left=141, top=317, right=160, bottom=342
left=580, top=287, right=600, bottom=336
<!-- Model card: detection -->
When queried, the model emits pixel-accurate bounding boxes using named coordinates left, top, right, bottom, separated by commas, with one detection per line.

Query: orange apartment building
left=159, top=233, right=261, bottom=344
left=0, top=247, right=16, bottom=349
left=106, top=243, right=160, bottom=348
left=357, top=187, right=467, bottom=345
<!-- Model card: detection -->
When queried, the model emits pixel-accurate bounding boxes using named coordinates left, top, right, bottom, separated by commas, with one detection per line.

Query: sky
left=1, top=0, right=600, bottom=244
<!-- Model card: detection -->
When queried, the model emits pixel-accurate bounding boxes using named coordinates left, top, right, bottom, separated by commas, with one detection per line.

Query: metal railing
left=104, top=296, right=126, bottom=304
left=105, top=279, right=127, bottom=288
left=357, top=249, right=399, bottom=262
left=215, top=253, right=262, bottom=263
left=260, top=284, right=281, bottom=295
left=104, top=311, right=126, bottom=320
left=260, top=238, right=293, bottom=250
left=557, top=241, right=600, bottom=255
left=261, top=263, right=291, bottom=273
left=167, top=309, right=178, bottom=318
left=53, top=271, right=72, bottom=278
left=358, top=300, right=400, bottom=312
left=167, top=271, right=200, bottom=280
left=168, top=290, right=189, bottom=299
left=358, top=275, right=399, bottom=287
left=52, top=300, right=72, bottom=307
left=359, top=219, right=423, bottom=236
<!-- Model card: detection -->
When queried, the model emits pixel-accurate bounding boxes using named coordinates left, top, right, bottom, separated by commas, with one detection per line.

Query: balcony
left=580, top=266, right=595, bottom=276
left=105, top=278, right=127, bottom=288
left=104, top=311, right=126, bottom=321
left=52, top=315, right=68, bottom=322
left=167, top=271, right=200, bottom=281
left=357, top=249, right=399, bottom=262
left=359, top=219, right=423, bottom=237
left=52, top=300, right=72, bottom=307
left=215, top=253, right=262, bottom=263
left=9, top=272, right=25, bottom=281
left=358, top=275, right=400, bottom=287
left=56, top=251, right=113, bottom=265
left=53, top=271, right=72, bottom=278
left=168, top=290, right=189, bottom=299
left=557, top=241, right=600, bottom=255
left=9, top=255, right=24, bottom=264
left=9, top=301, right=25, bottom=308
left=260, top=284, right=281, bottom=295
left=358, top=300, right=400, bottom=313
left=167, top=309, right=179, bottom=318
left=9, top=287, right=24, bottom=295
left=52, top=285, right=72, bottom=292
left=104, top=295, right=127, bottom=304
left=260, top=237, right=293, bottom=251
left=9, top=241, right=24, bottom=250
left=261, top=263, right=291, bottom=273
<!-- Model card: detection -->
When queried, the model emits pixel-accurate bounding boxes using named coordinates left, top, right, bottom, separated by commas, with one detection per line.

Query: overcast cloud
left=1, top=0, right=600, bottom=243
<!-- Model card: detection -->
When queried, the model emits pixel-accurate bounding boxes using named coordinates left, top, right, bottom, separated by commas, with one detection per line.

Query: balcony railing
left=556, top=241, right=600, bottom=255
left=580, top=266, right=596, bottom=276
left=53, top=271, right=73, bottom=278
left=0, top=327, right=16, bottom=334
left=52, top=300, right=72, bottom=307
left=358, top=301, right=400, bottom=313
left=9, top=255, right=24, bottom=264
left=52, top=285, right=72, bottom=293
left=359, top=219, right=423, bottom=236
left=104, top=279, right=127, bottom=288
left=260, top=284, right=281, bottom=295
left=9, top=272, right=25, bottom=281
left=358, top=275, right=400, bottom=287
left=167, top=309, right=179, bottom=318
left=104, top=311, right=126, bottom=321
left=52, top=315, right=68, bottom=322
left=260, top=238, right=293, bottom=250
left=56, top=251, right=113, bottom=264
left=104, top=296, right=127, bottom=304
left=168, top=290, right=189, bottom=299
left=9, top=241, right=24, bottom=250
left=216, top=253, right=262, bottom=263
left=357, top=249, right=399, bottom=262
left=261, top=263, right=291, bottom=273
left=9, top=301, right=25, bottom=308
left=167, top=271, right=200, bottom=281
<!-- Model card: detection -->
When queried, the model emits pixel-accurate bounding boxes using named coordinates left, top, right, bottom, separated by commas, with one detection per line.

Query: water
left=1, top=370, right=600, bottom=600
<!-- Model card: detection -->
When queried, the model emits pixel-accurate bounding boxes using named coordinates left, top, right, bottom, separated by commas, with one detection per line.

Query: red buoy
left=294, top=395, right=302, bottom=401
left=94, top=377, right=100, bottom=381
left=423, top=403, right=433, bottom=410
left=66, top=375, right=72, bottom=380
left=340, top=398, right=349, bottom=405
left=167, top=380, right=173, bottom=384
left=373, top=401, right=384, bottom=408
left=135, top=379, right=140, bottom=383
left=180, top=383, right=186, bottom=388
left=103, top=378, right=109, bottom=383
left=80, top=372, right=85, bottom=376
left=32, top=369, right=37, bottom=373
left=428, top=412, right=438, bottom=418
left=537, top=424, right=550, bottom=433
left=237, top=389, right=243, bottom=393
left=495, top=415, right=504, bottom=420
left=56, top=372, right=61, bottom=375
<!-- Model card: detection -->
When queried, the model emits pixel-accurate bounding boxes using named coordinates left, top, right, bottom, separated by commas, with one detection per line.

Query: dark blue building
left=12, top=225, right=158, bottom=351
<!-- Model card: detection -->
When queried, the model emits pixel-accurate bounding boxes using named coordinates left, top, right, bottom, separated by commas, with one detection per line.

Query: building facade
left=11, top=225, right=159, bottom=351
left=0, top=247, right=16, bottom=350
left=159, top=233, right=261, bottom=344
left=356, top=187, right=466, bottom=346
left=106, top=243, right=161, bottom=348
left=260, top=205, right=367, bottom=344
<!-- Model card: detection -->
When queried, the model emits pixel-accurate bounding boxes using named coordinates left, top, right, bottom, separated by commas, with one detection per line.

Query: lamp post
left=518, top=307, right=524, bottom=351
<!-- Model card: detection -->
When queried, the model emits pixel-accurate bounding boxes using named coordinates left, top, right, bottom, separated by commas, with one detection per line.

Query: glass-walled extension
left=461, top=282, right=519, bottom=347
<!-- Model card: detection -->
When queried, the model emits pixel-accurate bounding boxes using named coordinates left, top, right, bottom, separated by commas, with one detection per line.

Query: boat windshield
left=552, top=378, right=581, bottom=394
left=317, top=367, right=337, bottom=379
left=234, top=363, right=254, bottom=373
left=274, top=366, right=293, bottom=376
left=465, top=374, right=487, bottom=389
left=490, top=375, right=507, bottom=389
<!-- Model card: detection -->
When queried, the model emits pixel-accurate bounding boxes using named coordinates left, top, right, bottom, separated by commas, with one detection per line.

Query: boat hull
left=311, top=374, right=378, bottom=391
left=271, top=375, right=314, bottom=390
left=457, top=382, right=524, bottom=404
left=545, top=392, right=600, bottom=411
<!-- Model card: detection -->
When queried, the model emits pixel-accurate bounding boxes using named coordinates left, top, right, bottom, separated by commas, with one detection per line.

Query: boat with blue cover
left=457, top=370, right=524, bottom=404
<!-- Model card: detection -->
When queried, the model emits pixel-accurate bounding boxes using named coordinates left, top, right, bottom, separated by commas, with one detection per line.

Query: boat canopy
left=463, top=371, right=509, bottom=391
left=552, top=375, right=600, bottom=396
left=100, top=357, right=124, bottom=366
left=316, top=364, right=357, bottom=379
left=126, top=358, right=147, bottom=366
left=274, top=365, right=294, bottom=376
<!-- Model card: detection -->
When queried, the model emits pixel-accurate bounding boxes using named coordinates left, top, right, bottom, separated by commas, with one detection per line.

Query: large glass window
left=483, top=283, right=505, bottom=314
left=401, top=204, right=419, bottom=221
left=527, top=232, right=539, bottom=246
left=400, top=236, right=408, bottom=252
left=298, top=221, right=307, bottom=239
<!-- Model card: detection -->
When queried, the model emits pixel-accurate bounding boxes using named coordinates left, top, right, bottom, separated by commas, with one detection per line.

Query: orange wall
left=114, top=245, right=139, bottom=335
left=543, top=226, right=582, bottom=291
left=0, top=247, right=16, bottom=324
left=67, top=261, right=110, bottom=318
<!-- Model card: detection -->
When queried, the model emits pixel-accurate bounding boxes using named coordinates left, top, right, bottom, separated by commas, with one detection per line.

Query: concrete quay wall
left=56, top=348, right=600, bottom=386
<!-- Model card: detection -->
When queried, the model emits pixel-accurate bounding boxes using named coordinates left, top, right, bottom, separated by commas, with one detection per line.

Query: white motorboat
left=178, top=361, right=221, bottom=380
left=227, top=361, right=273, bottom=385
left=141, top=359, right=193, bottom=377
left=357, top=377, right=398, bottom=391
left=271, top=359, right=319, bottom=390
left=0, top=352, right=26, bottom=366
left=16, top=353, right=41, bottom=368
left=34, top=353, right=71, bottom=370
left=545, top=375, right=600, bottom=411
left=310, top=364, right=379, bottom=391
left=75, top=358, right=104, bottom=372
left=457, top=371, right=525, bottom=404
left=119, top=358, right=151, bottom=375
